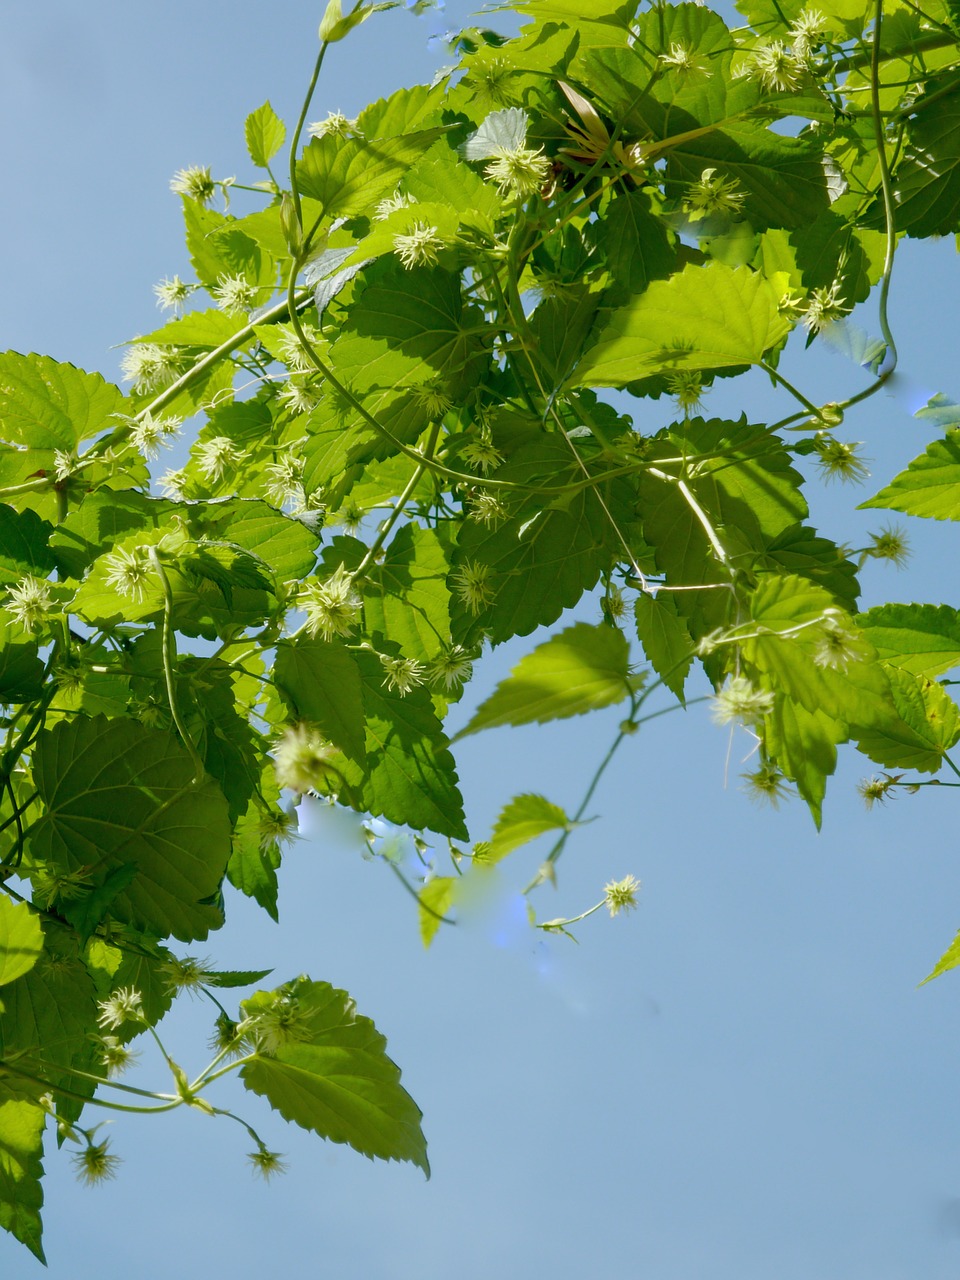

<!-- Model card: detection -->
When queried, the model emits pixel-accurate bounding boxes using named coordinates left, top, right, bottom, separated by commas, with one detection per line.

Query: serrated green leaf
left=458, top=622, right=631, bottom=737
left=764, top=696, right=842, bottom=828
left=363, top=523, right=451, bottom=662
left=50, top=489, right=175, bottom=579
left=240, top=977, right=429, bottom=1174
left=0, top=353, right=127, bottom=451
left=894, top=82, right=960, bottom=237
left=296, top=130, right=443, bottom=219
left=0, top=506, right=54, bottom=586
left=634, top=593, right=694, bottom=700
left=60, top=863, right=139, bottom=942
left=0, top=899, right=43, bottom=988
left=488, top=793, right=569, bottom=862
left=599, top=188, right=675, bottom=294
left=29, top=716, right=232, bottom=942
left=227, top=813, right=282, bottom=922
left=0, top=927, right=99, bottom=1121
left=855, top=667, right=960, bottom=772
left=245, top=100, right=286, bottom=168
left=418, top=876, right=457, bottom=948
left=462, top=107, right=528, bottom=159
left=859, top=430, right=960, bottom=520
left=132, top=308, right=250, bottom=349
left=920, top=927, right=960, bottom=985
left=0, top=1093, right=46, bottom=1263
left=572, top=262, right=790, bottom=387
left=206, top=968, right=274, bottom=989
left=450, top=441, right=635, bottom=645
left=82, top=936, right=174, bottom=1036
left=856, top=602, right=960, bottom=677
left=187, top=498, right=320, bottom=583
left=274, top=638, right=367, bottom=764
left=0, top=619, right=44, bottom=703
left=741, top=574, right=893, bottom=731
left=347, top=650, right=467, bottom=839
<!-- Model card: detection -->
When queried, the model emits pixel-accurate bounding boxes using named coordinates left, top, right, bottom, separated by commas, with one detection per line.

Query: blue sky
left=4, top=3, right=960, bottom=1277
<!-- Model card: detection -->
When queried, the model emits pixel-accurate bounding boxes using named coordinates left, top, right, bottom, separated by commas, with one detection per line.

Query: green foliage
left=4, top=0, right=960, bottom=1256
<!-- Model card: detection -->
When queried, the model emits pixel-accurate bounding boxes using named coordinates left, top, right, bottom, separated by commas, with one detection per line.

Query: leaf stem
left=148, top=548, right=205, bottom=781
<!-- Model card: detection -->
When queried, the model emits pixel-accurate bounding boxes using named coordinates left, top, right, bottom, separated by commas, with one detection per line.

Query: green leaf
left=894, top=81, right=960, bottom=237
left=133, top=308, right=250, bottom=349
left=82, top=936, right=174, bottom=1035
left=296, top=130, right=443, bottom=219
left=0, top=927, right=99, bottom=1121
left=0, top=619, right=44, bottom=703
left=0, top=1094, right=46, bottom=1263
left=741, top=575, right=893, bottom=731
left=856, top=603, right=960, bottom=677
left=319, top=0, right=396, bottom=43
left=29, top=716, right=232, bottom=942
left=335, top=256, right=486, bottom=395
left=347, top=650, right=468, bottom=838
left=363, top=523, right=451, bottom=662
left=0, top=353, right=126, bottom=451
left=764, top=697, right=842, bottom=828
left=855, top=667, right=960, bottom=773
left=240, top=977, right=429, bottom=1174
left=245, top=100, right=286, bottom=168
left=665, top=126, right=831, bottom=231
left=458, top=622, right=631, bottom=737
left=920, top=927, right=960, bottom=985
left=0, top=506, right=54, bottom=586
left=0, top=899, right=43, bottom=988
left=187, top=498, right=321, bottom=583
left=859, top=430, right=960, bottom=520
left=634, top=592, right=694, bottom=700
left=274, top=638, right=367, bottom=764
left=598, top=188, right=675, bottom=294
left=50, top=489, right=175, bottom=579
left=572, top=262, right=791, bottom=387
left=227, top=813, right=282, bottom=922
left=450, top=440, right=635, bottom=645
left=60, top=863, right=140, bottom=942
left=418, top=876, right=457, bottom=948
left=205, top=968, right=273, bottom=989
left=488, top=793, right=570, bottom=862
left=461, top=108, right=528, bottom=159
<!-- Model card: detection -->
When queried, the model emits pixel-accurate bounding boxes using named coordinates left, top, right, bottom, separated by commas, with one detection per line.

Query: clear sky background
left=3, top=3, right=960, bottom=1277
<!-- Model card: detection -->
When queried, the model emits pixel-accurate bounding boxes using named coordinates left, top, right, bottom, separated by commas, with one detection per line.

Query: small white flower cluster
left=738, top=10, right=828, bottom=93
left=130, top=411, right=182, bottom=460
left=393, top=222, right=447, bottom=270
left=484, top=144, right=552, bottom=198
left=120, top=343, right=182, bottom=394
left=300, top=566, right=362, bottom=640
left=5, top=575, right=52, bottom=635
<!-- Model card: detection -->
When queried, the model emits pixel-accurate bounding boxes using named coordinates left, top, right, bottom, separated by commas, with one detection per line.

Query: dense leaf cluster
left=3, top=0, right=960, bottom=1257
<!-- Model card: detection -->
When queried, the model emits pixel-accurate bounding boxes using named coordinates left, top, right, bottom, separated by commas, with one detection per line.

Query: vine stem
left=288, top=43, right=329, bottom=231
left=353, top=421, right=440, bottom=579
left=869, top=0, right=900, bottom=377
left=148, top=549, right=205, bottom=781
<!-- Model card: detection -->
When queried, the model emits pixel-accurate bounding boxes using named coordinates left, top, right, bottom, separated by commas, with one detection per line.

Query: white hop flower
left=196, top=435, right=244, bottom=483
left=379, top=654, right=426, bottom=695
left=169, top=165, right=216, bottom=203
left=307, top=111, right=357, bottom=139
left=460, top=438, right=503, bottom=474
left=120, top=343, right=182, bottom=394
left=484, top=145, right=552, bottom=198
left=103, top=545, right=155, bottom=603
left=273, top=723, right=340, bottom=794
left=427, top=645, right=474, bottom=691
left=451, top=561, right=493, bottom=614
left=300, top=566, right=362, bottom=640
left=393, top=222, right=446, bottom=270
left=212, top=273, right=259, bottom=315
left=5, top=576, right=52, bottom=634
left=747, top=40, right=804, bottom=92
left=153, top=275, right=194, bottom=314
left=374, top=190, right=416, bottom=221
left=96, top=987, right=145, bottom=1031
left=711, top=676, right=775, bottom=726
left=277, top=380, right=320, bottom=415
left=131, top=411, right=181, bottom=460
left=604, top=874, right=641, bottom=917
